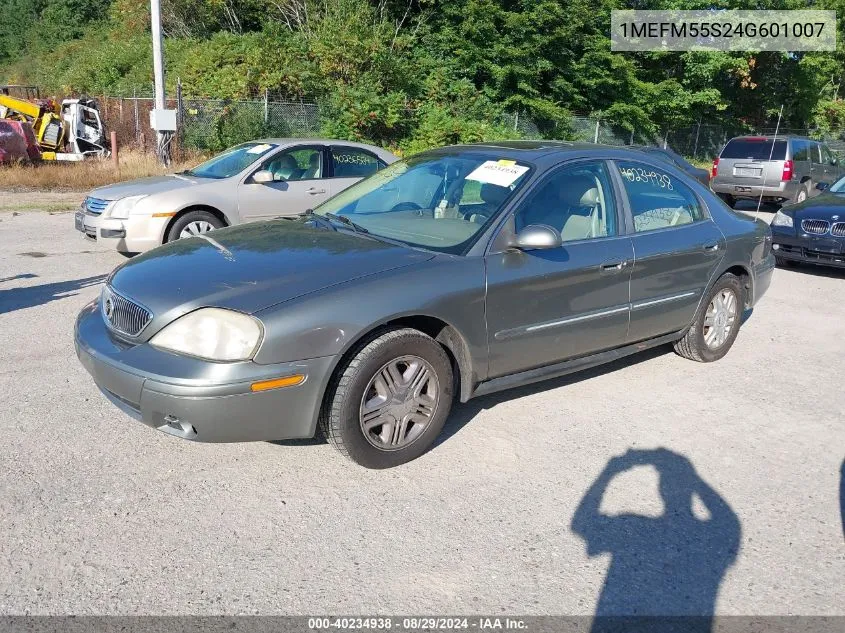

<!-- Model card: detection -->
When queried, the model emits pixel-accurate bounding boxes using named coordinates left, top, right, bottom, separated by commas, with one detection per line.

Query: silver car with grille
left=74, top=138, right=397, bottom=256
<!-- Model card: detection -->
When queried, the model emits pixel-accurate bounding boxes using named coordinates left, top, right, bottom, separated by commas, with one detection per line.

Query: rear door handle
left=307, top=188, right=327, bottom=195
left=702, top=243, right=720, bottom=252
left=600, top=260, right=628, bottom=273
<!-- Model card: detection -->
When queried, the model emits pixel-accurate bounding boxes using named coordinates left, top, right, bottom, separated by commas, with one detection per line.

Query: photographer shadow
left=572, top=448, right=741, bottom=633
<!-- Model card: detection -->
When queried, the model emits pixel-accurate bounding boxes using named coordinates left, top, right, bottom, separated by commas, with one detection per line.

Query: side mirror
left=252, top=170, right=275, bottom=184
left=816, top=181, right=829, bottom=191
left=508, top=224, right=562, bottom=251
left=831, top=157, right=838, bottom=166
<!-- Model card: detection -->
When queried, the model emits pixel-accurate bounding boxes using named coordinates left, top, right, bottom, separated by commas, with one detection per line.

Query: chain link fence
left=96, top=93, right=845, bottom=162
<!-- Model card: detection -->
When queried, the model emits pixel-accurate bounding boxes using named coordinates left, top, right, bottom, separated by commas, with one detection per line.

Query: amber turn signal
left=250, top=374, right=305, bottom=392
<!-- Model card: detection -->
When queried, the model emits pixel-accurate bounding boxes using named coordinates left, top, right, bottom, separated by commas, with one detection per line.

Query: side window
left=332, top=147, right=384, bottom=179
left=821, top=144, right=835, bottom=165
left=812, top=142, right=823, bottom=163
left=262, top=148, right=322, bottom=182
left=617, top=161, right=704, bottom=233
left=792, top=140, right=809, bottom=162
left=514, top=161, right=617, bottom=242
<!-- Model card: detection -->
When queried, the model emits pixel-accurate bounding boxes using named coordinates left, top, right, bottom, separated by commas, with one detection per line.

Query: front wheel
left=166, top=210, right=225, bottom=243
left=674, top=273, right=744, bottom=363
left=319, top=328, right=454, bottom=468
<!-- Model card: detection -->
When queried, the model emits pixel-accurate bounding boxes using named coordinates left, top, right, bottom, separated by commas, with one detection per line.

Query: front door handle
left=307, top=188, right=327, bottom=195
left=600, top=260, right=628, bottom=273
left=702, top=243, right=720, bottom=252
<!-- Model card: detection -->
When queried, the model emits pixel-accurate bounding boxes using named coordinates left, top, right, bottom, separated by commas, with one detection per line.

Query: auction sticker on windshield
left=467, top=160, right=529, bottom=187
left=247, top=143, right=273, bottom=154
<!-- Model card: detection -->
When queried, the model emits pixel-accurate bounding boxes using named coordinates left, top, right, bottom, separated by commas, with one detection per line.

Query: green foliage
left=3, top=0, right=845, bottom=152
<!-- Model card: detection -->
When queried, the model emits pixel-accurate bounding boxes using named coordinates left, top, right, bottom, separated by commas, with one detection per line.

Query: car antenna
left=755, top=104, right=784, bottom=220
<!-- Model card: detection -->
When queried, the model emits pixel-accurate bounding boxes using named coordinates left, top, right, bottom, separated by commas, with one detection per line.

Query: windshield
left=830, top=175, right=845, bottom=193
left=186, top=142, right=278, bottom=179
left=721, top=138, right=787, bottom=160
left=314, top=153, right=531, bottom=254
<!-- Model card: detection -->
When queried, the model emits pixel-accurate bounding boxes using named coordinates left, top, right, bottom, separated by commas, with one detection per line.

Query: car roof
left=254, top=138, right=387, bottom=149
left=729, top=135, right=810, bottom=142
left=421, top=141, right=692, bottom=165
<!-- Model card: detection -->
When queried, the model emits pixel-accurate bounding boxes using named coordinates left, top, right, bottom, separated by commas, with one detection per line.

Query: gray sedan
left=74, top=138, right=397, bottom=255
left=75, top=143, right=775, bottom=468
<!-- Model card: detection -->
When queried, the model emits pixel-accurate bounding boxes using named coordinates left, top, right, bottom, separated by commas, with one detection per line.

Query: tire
left=717, top=193, right=736, bottom=208
left=673, top=273, right=744, bottom=363
left=793, top=185, right=809, bottom=204
left=166, top=210, right=225, bottom=243
left=319, top=327, right=454, bottom=469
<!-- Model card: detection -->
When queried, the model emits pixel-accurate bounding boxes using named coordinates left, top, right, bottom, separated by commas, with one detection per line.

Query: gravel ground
left=0, top=194, right=843, bottom=616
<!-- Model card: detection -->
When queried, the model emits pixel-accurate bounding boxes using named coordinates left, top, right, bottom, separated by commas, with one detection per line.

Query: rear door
left=485, top=160, right=634, bottom=378
left=237, top=145, right=329, bottom=220
left=614, top=160, right=726, bottom=343
left=719, top=137, right=787, bottom=189
left=328, top=145, right=388, bottom=197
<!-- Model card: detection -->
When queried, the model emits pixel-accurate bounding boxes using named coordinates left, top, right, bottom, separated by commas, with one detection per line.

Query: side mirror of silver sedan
left=252, top=170, right=275, bottom=184
left=509, top=224, right=563, bottom=251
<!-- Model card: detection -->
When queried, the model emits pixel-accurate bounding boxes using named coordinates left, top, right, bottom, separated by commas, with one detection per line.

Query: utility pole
left=150, top=0, right=171, bottom=164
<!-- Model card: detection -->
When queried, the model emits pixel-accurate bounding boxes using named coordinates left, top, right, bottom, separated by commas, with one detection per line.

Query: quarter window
left=514, top=161, right=617, bottom=242
left=617, top=161, right=704, bottom=233
left=332, top=147, right=385, bottom=178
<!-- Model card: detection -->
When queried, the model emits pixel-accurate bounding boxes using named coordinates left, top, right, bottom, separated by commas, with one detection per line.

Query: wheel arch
left=162, top=205, right=229, bottom=243
left=712, top=262, right=753, bottom=308
left=320, top=314, right=476, bottom=414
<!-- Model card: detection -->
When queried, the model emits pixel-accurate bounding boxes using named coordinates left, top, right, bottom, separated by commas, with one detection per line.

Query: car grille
left=101, top=285, right=152, bottom=337
left=831, top=222, right=845, bottom=237
left=84, top=197, right=110, bottom=215
left=801, top=219, right=830, bottom=235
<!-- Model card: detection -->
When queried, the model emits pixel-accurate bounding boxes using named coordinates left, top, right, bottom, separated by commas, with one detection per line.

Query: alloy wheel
left=703, top=289, right=738, bottom=349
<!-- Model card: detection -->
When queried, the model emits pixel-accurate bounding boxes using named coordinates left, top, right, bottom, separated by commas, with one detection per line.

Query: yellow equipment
left=0, top=95, right=66, bottom=158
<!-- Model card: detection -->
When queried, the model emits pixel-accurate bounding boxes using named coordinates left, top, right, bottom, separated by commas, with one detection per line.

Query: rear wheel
left=793, top=185, right=809, bottom=204
left=674, top=273, right=744, bottom=363
left=319, top=328, right=454, bottom=469
left=166, top=210, right=225, bottom=243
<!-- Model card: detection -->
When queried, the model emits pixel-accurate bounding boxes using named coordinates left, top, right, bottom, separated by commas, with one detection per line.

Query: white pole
left=150, top=0, right=166, bottom=163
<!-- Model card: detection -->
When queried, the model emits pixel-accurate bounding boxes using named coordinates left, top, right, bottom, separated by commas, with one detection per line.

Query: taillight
left=711, top=157, right=719, bottom=179
left=782, top=159, right=793, bottom=181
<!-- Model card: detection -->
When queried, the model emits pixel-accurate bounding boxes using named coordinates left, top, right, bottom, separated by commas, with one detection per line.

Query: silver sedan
left=74, top=138, right=397, bottom=255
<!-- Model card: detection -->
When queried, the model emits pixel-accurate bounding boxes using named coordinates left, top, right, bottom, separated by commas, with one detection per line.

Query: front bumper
left=710, top=178, right=798, bottom=202
left=771, top=230, right=845, bottom=268
left=74, top=300, right=335, bottom=442
left=75, top=209, right=169, bottom=254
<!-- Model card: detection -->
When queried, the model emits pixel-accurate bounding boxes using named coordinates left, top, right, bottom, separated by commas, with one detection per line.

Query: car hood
left=108, top=220, right=434, bottom=333
left=90, top=174, right=206, bottom=200
left=782, top=192, right=845, bottom=220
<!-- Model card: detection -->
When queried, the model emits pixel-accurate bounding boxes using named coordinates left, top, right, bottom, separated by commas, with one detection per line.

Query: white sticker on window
left=247, top=143, right=273, bottom=154
left=466, top=160, right=529, bottom=187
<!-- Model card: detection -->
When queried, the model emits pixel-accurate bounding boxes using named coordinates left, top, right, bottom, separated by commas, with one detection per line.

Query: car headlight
left=772, top=210, right=794, bottom=228
left=150, top=308, right=263, bottom=361
left=107, top=195, right=147, bottom=219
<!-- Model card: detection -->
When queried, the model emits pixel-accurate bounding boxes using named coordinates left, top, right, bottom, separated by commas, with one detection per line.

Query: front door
left=238, top=145, right=330, bottom=221
left=485, top=160, right=633, bottom=379
left=614, top=159, right=726, bottom=343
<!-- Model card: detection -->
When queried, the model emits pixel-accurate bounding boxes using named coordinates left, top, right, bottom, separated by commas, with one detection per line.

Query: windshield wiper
left=323, top=212, right=369, bottom=234
left=303, top=209, right=338, bottom=231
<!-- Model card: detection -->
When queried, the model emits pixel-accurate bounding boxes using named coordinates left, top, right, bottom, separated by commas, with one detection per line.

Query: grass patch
left=0, top=151, right=205, bottom=192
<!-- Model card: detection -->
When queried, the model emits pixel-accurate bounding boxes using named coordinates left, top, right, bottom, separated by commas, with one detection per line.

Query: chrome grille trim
left=84, top=197, right=110, bottom=216
left=831, top=222, right=845, bottom=237
left=801, top=219, right=830, bottom=235
left=101, top=285, right=152, bottom=337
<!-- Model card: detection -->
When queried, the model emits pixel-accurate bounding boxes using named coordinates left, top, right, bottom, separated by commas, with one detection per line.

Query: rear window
left=721, top=139, right=787, bottom=160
